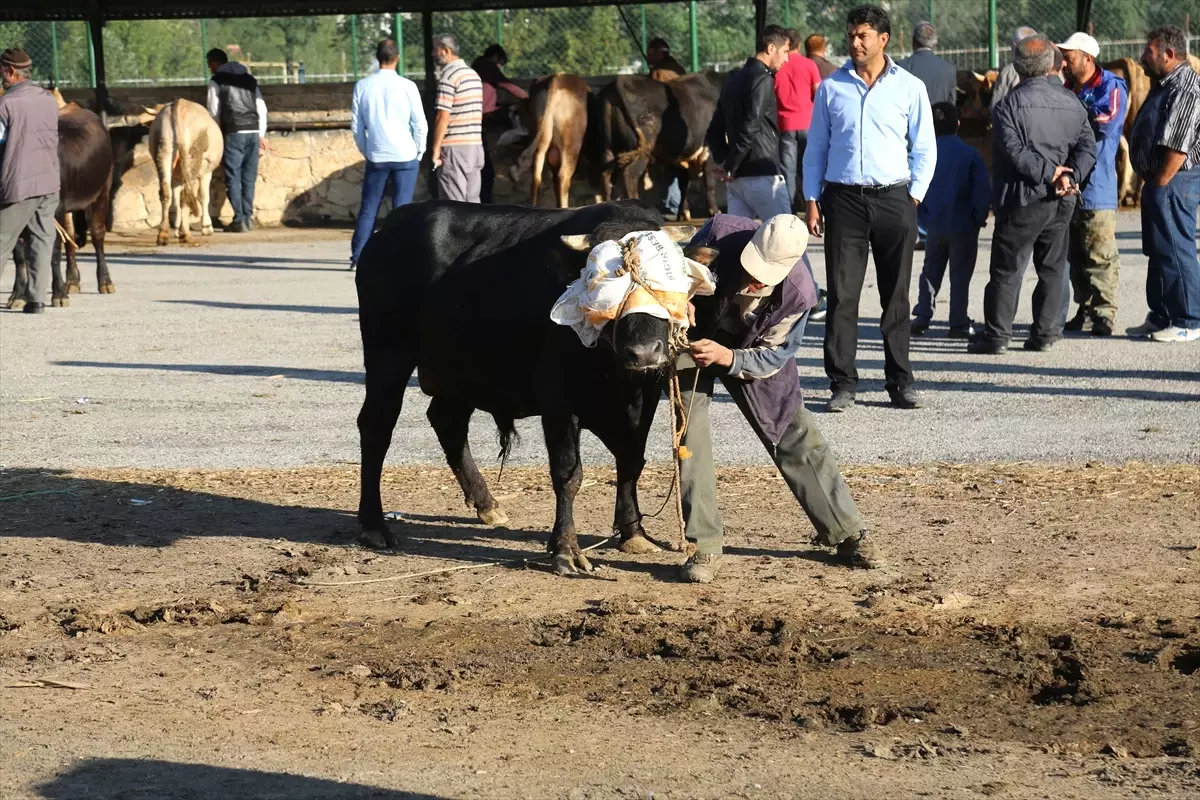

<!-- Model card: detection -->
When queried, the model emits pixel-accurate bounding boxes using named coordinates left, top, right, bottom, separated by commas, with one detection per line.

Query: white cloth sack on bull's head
left=550, top=230, right=716, bottom=347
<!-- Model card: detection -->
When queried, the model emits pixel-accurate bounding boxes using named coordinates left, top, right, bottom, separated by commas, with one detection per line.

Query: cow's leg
left=530, top=141, right=549, bottom=206
left=62, top=210, right=81, bottom=294
left=49, top=227, right=70, bottom=307
left=704, top=162, right=719, bottom=217
left=156, top=169, right=173, bottom=246
left=426, top=397, right=507, bottom=526
left=356, top=347, right=417, bottom=549
left=601, top=149, right=615, bottom=202
left=7, top=238, right=29, bottom=309
left=174, top=183, right=191, bottom=244
left=623, top=156, right=649, bottom=201
left=556, top=148, right=579, bottom=209
left=91, top=195, right=115, bottom=294
left=676, top=168, right=692, bottom=222
left=543, top=412, right=592, bottom=574
left=199, top=171, right=215, bottom=236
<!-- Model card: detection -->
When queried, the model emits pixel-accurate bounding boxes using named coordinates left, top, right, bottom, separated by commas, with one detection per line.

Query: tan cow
left=142, top=99, right=223, bottom=245
left=512, top=73, right=594, bottom=208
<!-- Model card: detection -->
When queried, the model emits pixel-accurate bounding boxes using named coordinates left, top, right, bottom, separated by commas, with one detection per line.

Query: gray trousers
left=438, top=145, right=486, bottom=203
left=0, top=193, right=59, bottom=305
left=678, top=366, right=864, bottom=556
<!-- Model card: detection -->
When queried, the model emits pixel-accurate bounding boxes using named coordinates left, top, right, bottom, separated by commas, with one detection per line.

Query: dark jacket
left=210, top=63, right=261, bottom=135
left=0, top=81, right=60, bottom=204
left=897, top=48, right=957, bottom=108
left=810, top=54, right=837, bottom=80
left=991, top=76, right=1097, bottom=212
left=705, top=58, right=781, bottom=179
left=689, top=215, right=817, bottom=445
left=919, top=134, right=991, bottom=234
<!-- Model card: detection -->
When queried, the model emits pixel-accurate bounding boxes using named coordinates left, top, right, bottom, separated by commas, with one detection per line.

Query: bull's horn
left=664, top=225, right=697, bottom=244
left=560, top=235, right=592, bottom=251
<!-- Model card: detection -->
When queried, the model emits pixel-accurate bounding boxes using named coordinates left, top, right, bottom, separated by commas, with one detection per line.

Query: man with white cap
left=1059, top=31, right=1128, bottom=336
left=676, top=214, right=879, bottom=583
left=991, top=26, right=1039, bottom=110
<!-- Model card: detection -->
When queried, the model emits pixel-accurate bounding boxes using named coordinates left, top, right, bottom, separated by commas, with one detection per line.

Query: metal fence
left=1, top=0, right=1197, bottom=88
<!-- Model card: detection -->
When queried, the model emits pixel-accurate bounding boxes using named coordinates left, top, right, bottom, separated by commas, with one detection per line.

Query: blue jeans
left=352, top=160, right=419, bottom=264
left=664, top=176, right=682, bottom=217
left=222, top=133, right=260, bottom=225
left=912, top=228, right=979, bottom=329
left=1141, top=167, right=1200, bottom=329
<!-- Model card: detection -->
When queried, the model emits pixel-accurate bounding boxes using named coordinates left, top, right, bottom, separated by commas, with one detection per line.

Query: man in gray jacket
left=971, top=35, right=1097, bottom=355
left=898, top=22, right=956, bottom=107
left=0, top=48, right=60, bottom=314
left=990, top=26, right=1038, bottom=110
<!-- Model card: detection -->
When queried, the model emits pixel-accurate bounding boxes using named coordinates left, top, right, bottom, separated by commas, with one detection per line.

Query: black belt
left=828, top=181, right=909, bottom=196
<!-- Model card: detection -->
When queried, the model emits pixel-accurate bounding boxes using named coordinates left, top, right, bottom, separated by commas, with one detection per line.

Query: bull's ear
left=560, top=235, right=592, bottom=251
left=683, top=246, right=719, bottom=266
left=664, top=225, right=697, bottom=244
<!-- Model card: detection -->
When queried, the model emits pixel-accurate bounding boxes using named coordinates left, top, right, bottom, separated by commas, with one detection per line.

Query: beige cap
left=740, top=214, right=809, bottom=286
left=1058, top=32, right=1099, bottom=58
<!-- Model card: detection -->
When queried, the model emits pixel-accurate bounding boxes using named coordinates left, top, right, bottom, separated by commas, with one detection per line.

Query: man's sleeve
left=1092, top=79, right=1126, bottom=130
left=994, top=102, right=1055, bottom=185
left=435, top=75, right=456, bottom=113
left=724, top=74, right=770, bottom=175
left=255, top=88, right=268, bottom=139
left=704, top=102, right=729, bottom=166
left=409, top=82, right=429, bottom=159
left=206, top=81, right=220, bottom=119
left=1157, top=82, right=1200, bottom=156
left=907, top=85, right=937, bottom=201
left=727, top=310, right=807, bottom=380
left=990, top=65, right=1017, bottom=110
left=802, top=82, right=831, bottom=201
left=351, top=83, right=367, bottom=155
left=1066, top=107, right=1098, bottom=187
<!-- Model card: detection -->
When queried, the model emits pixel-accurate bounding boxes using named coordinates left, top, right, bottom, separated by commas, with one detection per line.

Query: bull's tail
left=493, top=415, right=520, bottom=483
left=172, top=102, right=205, bottom=218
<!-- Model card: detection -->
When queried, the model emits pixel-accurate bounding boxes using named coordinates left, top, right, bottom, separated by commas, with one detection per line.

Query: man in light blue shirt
left=802, top=4, right=936, bottom=413
left=350, top=39, right=428, bottom=268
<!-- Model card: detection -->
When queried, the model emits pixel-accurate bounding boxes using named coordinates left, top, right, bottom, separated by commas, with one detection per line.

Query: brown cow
left=511, top=73, right=596, bottom=208
left=144, top=99, right=223, bottom=245
left=7, top=88, right=115, bottom=309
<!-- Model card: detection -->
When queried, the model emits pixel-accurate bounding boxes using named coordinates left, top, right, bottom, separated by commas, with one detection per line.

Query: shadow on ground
left=36, top=758, right=443, bottom=800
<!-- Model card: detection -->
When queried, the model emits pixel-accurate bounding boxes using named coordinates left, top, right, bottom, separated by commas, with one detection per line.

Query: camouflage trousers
left=1068, top=209, right=1121, bottom=322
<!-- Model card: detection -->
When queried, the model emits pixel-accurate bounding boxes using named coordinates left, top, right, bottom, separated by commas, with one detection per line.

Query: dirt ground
left=1, top=463, right=1198, bottom=799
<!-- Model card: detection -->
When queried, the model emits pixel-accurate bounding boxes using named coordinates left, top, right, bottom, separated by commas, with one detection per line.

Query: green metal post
left=495, top=10, right=503, bottom=45
left=351, top=14, right=360, bottom=79
left=394, top=13, right=404, bottom=76
left=689, top=0, right=699, bottom=72
left=927, top=0, right=934, bottom=25
left=200, top=19, right=208, bottom=79
left=50, top=21, right=60, bottom=83
left=640, top=5, right=647, bottom=72
left=87, top=20, right=97, bottom=89
left=987, top=0, right=997, bottom=69
left=784, top=0, right=791, bottom=28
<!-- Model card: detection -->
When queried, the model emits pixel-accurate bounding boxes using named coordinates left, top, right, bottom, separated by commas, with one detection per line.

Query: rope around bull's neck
left=616, top=236, right=699, bottom=553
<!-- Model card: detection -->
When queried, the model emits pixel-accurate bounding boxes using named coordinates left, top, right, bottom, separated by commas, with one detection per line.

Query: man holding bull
left=0, top=48, right=59, bottom=315
left=677, top=214, right=880, bottom=584
left=1059, top=32, right=1128, bottom=337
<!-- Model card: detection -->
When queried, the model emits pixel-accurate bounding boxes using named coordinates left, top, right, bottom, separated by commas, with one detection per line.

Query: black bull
left=355, top=200, right=696, bottom=573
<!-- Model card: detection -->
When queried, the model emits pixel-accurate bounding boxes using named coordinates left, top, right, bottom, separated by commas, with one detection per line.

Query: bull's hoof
left=99, top=282, right=116, bottom=294
left=477, top=506, right=509, bottom=527
left=156, top=232, right=170, bottom=246
left=51, top=295, right=70, bottom=308
left=617, top=533, right=662, bottom=555
left=552, top=551, right=595, bottom=576
left=201, top=226, right=214, bottom=236
left=6, top=296, right=25, bottom=310
left=66, top=282, right=81, bottom=294
left=359, top=527, right=402, bottom=550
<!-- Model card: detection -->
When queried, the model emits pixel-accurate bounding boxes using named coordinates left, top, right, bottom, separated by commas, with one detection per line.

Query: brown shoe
left=836, top=531, right=882, bottom=569
left=680, top=552, right=720, bottom=583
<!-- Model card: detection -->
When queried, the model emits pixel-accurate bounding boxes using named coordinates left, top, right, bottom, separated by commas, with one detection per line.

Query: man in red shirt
left=775, top=28, right=822, bottom=210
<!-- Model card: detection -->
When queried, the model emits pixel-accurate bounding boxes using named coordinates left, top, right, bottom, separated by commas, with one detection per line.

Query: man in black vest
left=207, top=48, right=267, bottom=233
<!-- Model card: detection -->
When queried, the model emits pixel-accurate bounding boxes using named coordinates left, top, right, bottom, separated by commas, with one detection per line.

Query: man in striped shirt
left=1128, top=25, right=1200, bottom=343
left=430, top=34, right=485, bottom=203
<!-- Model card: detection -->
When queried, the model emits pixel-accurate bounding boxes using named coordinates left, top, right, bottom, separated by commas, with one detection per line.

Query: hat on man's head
left=1058, top=32, right=1099, bottom=58
left=741, top=215, right=809, bottom=287
left=1, top=48, right=33, bottom=70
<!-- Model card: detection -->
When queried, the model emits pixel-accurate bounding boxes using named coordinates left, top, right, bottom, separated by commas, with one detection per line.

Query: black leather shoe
left=1091, top=317, right=1114, bottom=337
left=827, top=389, right=856, bottom=413
left=1063, top=309, right=1088, bottom=332
left=1022, top=338, right=1055, bottom=352
left=968, top=336, right=1008, bottom=354
left=22, top=301, right=45, bottom=314
left=887, top=385, right=923, bottom=409
left=948, top=322, right=979, bottom=339
left=910, top=317, right=930, bottom=336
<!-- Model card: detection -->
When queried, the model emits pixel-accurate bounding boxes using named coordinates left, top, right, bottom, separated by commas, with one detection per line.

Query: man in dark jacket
left=0, top=48, right=59, bottom=314
left=207, top=48, right=267, bottom=233
left=705, top=25, right=792, bottom=221
left=897, top=21, right=956, bottom=107
left=971, top=34, right=1096, bottom=355
left=677, top=214, right=879, bottom=583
